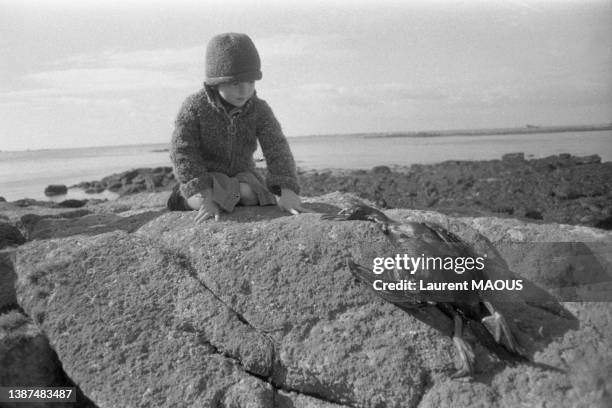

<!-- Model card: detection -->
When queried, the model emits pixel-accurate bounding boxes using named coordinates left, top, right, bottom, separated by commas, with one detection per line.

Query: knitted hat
left=205, top=33, right=262, bottom=85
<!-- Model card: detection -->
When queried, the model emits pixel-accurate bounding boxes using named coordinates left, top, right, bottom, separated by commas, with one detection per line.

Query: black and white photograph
left=1, top=0, right=611, bottom=406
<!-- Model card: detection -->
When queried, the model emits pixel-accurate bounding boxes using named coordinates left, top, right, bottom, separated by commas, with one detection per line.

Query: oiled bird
left=322, top=204, right=526, bottom=377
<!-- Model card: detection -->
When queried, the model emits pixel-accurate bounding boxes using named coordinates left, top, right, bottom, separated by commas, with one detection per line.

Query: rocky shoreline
left=298, top=152, right=612, bottom=230
left=8, top=152, right=612, bottom=230
left=1, top=190, right=611, bottom=407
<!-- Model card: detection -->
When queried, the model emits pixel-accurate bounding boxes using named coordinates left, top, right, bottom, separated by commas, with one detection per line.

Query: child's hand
left=193, top=194, right=220, bottom=223
left=277, top=188, right=311, bottom=215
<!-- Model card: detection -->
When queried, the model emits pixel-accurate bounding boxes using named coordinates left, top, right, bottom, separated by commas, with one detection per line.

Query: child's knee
left=239, top=183, right=258, bottom=206
left=186, top=194, right=204, bottom=210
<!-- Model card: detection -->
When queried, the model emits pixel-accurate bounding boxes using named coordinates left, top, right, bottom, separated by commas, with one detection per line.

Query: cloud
left=256, top=33, right=358, bottom=66
left=55, top=46, right=204, bottom=70
left=268, top=82, right=449, bottom=110
left=24, top=68, right=193, bottom=93
left=257, top=34, right=317, bottom=58
left=0, top=68, right=195, bottom=105
left=504, top=0, right=545, bottom=14
left=1, top=45, right=204, bottom=102
left=6, top=34, right=353, bottom=102
left=448, top=78, right=612, bottom=108
left=51, top=34, right=345, bottom=74
left=257, top=33, right=343, bottom=57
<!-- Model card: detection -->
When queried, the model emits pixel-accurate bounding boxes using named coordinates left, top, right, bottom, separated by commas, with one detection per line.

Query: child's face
left=217, top=81, right=256, bottom=107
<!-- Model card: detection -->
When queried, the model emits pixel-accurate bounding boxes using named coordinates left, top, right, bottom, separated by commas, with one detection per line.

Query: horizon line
left=2, top=122, right=611, bottom=153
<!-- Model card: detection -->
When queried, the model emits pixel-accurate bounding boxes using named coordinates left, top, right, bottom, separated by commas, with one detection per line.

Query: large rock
left=16, top=232, right=277, bottom=407
left=11, top=192, right=612, bottom=407
left=0, top=311, right=76, bottom=408
left=1, top=250, right=18, bottom=309
left=0, top=222, right=26, bottom=249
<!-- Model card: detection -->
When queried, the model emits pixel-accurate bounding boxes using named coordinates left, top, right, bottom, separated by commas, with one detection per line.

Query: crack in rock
left=413, top=370, right=433, bottom=408
left=171, top=248, right=357, bottom=407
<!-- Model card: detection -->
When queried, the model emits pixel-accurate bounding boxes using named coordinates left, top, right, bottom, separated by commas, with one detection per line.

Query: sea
left=1, top=130, right=611, bottom=202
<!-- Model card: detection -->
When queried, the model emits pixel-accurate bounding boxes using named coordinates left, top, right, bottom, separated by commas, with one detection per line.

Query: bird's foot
left=481, top=303, right=519, bottom=353
left=450, top=314, right=475, bottom=379
left=451, top=336, right=475, bottom=379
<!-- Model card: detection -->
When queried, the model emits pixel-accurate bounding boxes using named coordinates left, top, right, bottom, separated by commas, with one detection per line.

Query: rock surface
left=6, top=191, right=612, bottom=407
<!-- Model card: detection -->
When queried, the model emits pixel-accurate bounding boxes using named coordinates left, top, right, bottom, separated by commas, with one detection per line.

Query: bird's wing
left=421, top=222, right=463, bottom=244
left=390, top=223, right=486, bottom=305
left=420, top=222, right=485, bottom=265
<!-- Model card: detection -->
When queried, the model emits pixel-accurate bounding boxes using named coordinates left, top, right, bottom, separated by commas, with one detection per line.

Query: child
left=168, top=32, right=308, bottom=222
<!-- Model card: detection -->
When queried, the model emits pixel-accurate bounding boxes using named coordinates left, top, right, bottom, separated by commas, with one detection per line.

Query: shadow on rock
left=0, top=310, right=98, bottom=408
left=19, top=210, right=168, bottom=240
left=462, top=232, right=581, bottom=360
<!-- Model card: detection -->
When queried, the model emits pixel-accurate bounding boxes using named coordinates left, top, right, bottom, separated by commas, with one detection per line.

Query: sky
left=1, top=0, right=611, bottom=151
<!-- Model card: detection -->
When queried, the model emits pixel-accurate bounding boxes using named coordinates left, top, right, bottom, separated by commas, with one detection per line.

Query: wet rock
left=1, top=249, right=17, bottom=308
left=71, top=181, right=90, bottom=189
left=494, top=206, right=514, bottom=215
left=77, top=167, right=175, bottom=196
left=85, top=186, right=105, bottom=194
left=0, top=222, right=26, bottom=249
left=502, top=152, right=525, bottom=162
left=106, top=181, right=123, bottom=192
left=371, top=165, right=391, bottom=174
left=0, top=311, right=71, bottom=407
left=552, top=184, right=585, bottom=199
left=44, top=184, right=67, bottom=196
left=13, top=198, right=53, bottom=208
left=525, top=209, right=544, bottom=220
left=595, top=216, right=612, bottom=230
left=298, top=154, right=612, bottom=228
left=54, top=199, right=87, bottom=208
left=573, top=154, right=601, bottom=165
left=0, top=310, right=96, bottom=408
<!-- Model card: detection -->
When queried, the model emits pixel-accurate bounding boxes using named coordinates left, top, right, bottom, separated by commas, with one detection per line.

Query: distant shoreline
left=1, top=124, right=611, bottom=153
left=327, top=123, right=612, bottom=139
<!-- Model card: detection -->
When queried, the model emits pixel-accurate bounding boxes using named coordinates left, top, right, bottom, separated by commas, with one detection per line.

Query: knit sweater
left=170, top=85, right=300, bottom=199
